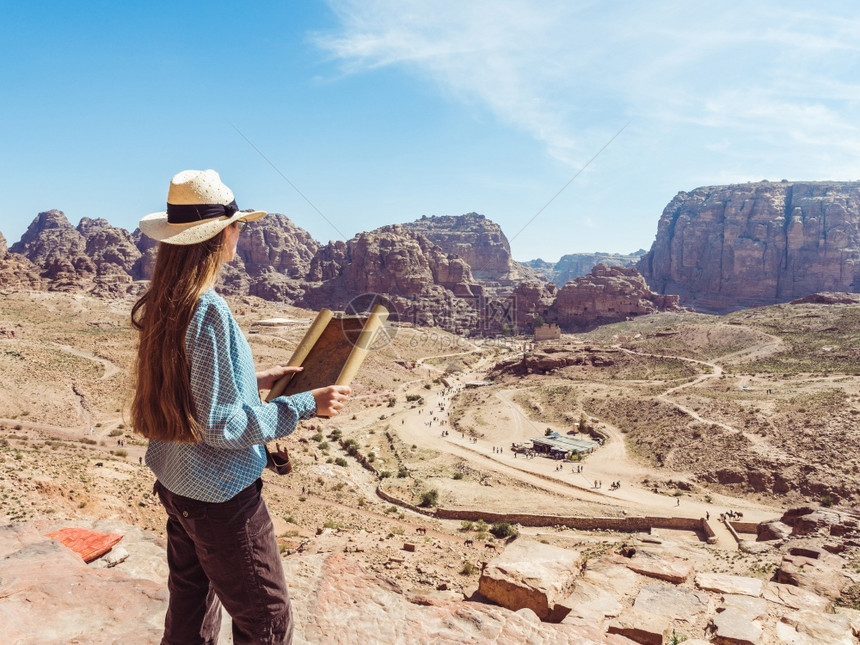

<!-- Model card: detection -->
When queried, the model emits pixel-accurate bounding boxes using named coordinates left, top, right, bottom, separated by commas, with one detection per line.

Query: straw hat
left=139, top=169, right=266, bottom=245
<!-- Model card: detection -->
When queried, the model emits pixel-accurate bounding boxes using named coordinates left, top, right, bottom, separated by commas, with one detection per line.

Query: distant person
left=131, top=170, right=350, bottom=645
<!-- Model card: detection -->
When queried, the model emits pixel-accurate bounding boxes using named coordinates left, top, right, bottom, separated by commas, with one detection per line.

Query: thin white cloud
left=316, top=0, right=860, bottom=180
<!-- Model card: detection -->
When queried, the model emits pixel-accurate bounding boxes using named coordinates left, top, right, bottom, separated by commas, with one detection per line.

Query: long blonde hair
left=131, top=231, right=227, bottom=442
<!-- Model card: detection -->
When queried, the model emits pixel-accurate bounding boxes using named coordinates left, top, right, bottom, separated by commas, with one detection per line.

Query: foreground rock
left=289, top=552, right=622, bottom=645
left=0, top=523, right=165, bottom=645
left=4, top=517, right=860, bottom=644
left=695, top=572, right=763, bottom=597
left=477, top=539, right=582, bottom=620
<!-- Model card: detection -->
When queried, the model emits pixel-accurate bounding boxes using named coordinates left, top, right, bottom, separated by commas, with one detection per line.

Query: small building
left=534, top=324, right=561, bottom=342
left=529, top=433, right=598, bottom=458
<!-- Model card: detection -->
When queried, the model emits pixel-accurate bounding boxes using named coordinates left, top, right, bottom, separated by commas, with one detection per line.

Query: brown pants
left=154, top=479, right=293, bottom=645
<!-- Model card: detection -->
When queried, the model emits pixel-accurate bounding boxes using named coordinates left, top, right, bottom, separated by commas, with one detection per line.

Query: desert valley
left=3, top=181, right=860, bottom=643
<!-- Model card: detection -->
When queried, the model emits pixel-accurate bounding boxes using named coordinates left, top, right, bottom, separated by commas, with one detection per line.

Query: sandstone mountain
left=10, top=210, right=98, bottom=280
left=0, top=208, right=688, bottom=333
left=638, top=181, right=860, bottom=312
left=219, top=213, right=320, bottom=302
left=401, top=213, right=545, bottom=292
left=525, top=251, right=645, bottom=287
left=507, top=265, right=682, bottom=332
left=0, top=231, right=43, bottom=291
left=401, top=213, right=514, bottom=281
left=301, top=224, right=482, bottom=331
left=550, top=265, right=682, bottom=330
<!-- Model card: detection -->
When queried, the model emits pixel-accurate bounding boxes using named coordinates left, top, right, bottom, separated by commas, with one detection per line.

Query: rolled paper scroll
left=336, top=303, right=389, bottom=386
left=265, top=308, right=334, bottom=402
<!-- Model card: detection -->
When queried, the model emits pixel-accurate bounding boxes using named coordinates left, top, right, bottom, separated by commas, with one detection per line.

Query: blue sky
left=2, top=1, right=859, bottom=262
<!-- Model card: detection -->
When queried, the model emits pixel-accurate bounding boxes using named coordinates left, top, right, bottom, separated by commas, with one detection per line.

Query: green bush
left=452, top=472, right=464, bottom=480
left=460, top=561, right=477, bottom=575
left=311, top=432, right=324, bottom=442
left=108, top=429, right=123, bottom=437
left=397, top=466, right=409, bottom=478
left=334, top=457, right=348, bottom=467
left=344, top=439, right=359, bottom=456
left=490, top=522, right=518, bottom=539
left=419, top=489, right=438, bottom=508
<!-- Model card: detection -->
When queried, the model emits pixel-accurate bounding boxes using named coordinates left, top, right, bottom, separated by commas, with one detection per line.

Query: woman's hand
left=311, top=385, right=351, bottom=417
left=257, top=365, right=303, bottom=392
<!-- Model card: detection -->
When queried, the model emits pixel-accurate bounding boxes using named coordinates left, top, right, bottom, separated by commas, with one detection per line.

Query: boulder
left=632, top=584, right=709, bottom=621
left=606, top=608, right=670, bottom=645
left=287, top=551, right=606, bottom=644
left=718, top=594, right=767, bottom=619
left=776, top=552, right=851, bottom=599
left=711, top=607, right=763, bottom=645
left=625, top=553, right=694, bottom=584
left=0, top=524, right=166, bottom=644
left=757, top=520, right=791, bottom=542
left=477, top=539, right=582, bottom=620
left=762, top=582, right=832, bottom=612
left=776, top=609, right=857, bottom=645
left=695, top=573, right=763, bottom=597
left=560, top=562, right=638, bottom=626
left=791, top=510, right=844, bottom=536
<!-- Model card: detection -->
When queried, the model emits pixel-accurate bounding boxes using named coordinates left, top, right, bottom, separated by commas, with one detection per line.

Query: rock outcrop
left=0, top=231, right=44, bottom=291
left=77, top=217, right=142, bottom=276
left=510, top=280, right=557, bottom=329
left=402, top=213, right=514, bottom=281
left=301, top=225, right=482, bottom=332
left=548, top=264, right=682, bottom=330
left=10, top=210, right=96, bottom=280
left=237, top=213, right=319, bottom=280
left=638, top=181, right=860, bottom=312
left=477, top=539, right=582, bottom=621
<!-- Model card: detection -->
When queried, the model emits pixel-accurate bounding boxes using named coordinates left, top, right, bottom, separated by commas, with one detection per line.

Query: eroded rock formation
left=301, top=225, right=481, bottom=332
left=638, top=181, right=860, bottom=312
left=0, top=231, right=44, bottom=291
left=10, top=210, right=96, bottom=280
left=402, top=213, right=514, bottom=281
left=548, top=264, right=682, bottom=330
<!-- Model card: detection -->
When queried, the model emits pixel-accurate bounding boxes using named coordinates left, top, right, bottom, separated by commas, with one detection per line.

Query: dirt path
left=617, top=337, right=795, bottom=461
left=54, top=343, right=123, bottom=380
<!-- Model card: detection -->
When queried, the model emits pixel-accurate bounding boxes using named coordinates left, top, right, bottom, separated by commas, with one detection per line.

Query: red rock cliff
left=638, top=181, right=860, bottom=312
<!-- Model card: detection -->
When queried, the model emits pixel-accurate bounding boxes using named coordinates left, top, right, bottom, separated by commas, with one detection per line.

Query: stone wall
left=375, top=486, right=714, bottom=536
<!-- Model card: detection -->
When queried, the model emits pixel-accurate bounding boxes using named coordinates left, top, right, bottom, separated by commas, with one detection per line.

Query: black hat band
left=166, top=200, right=239, bottom=224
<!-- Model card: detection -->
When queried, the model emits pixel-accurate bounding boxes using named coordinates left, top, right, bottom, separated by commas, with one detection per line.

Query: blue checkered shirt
left=145, top=290, right=316, bottom=502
